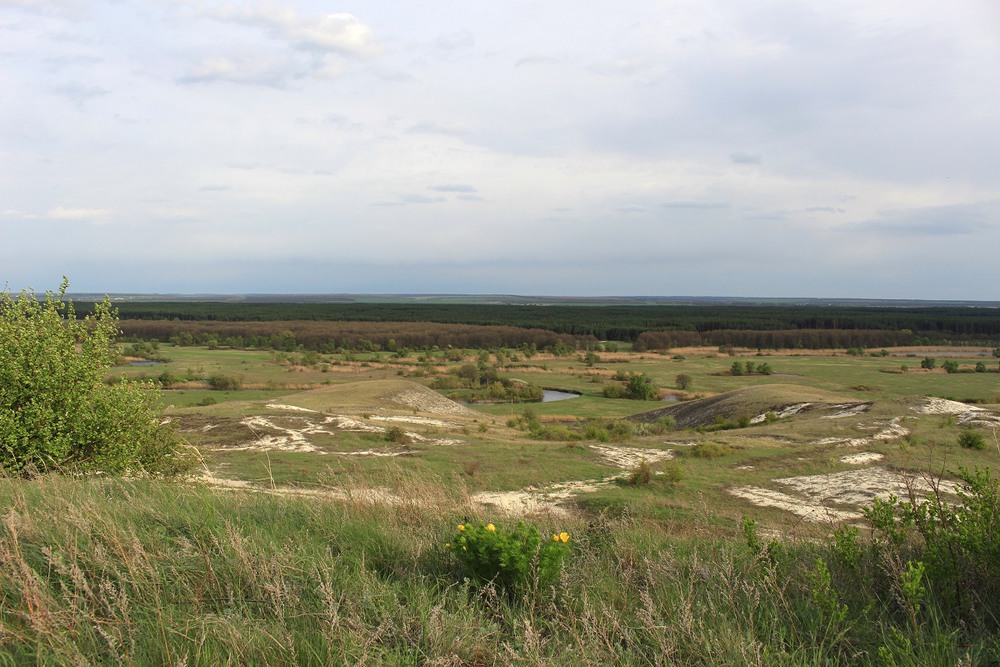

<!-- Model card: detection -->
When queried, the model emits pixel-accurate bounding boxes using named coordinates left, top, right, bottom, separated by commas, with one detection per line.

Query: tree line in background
left=92, top=301, right=1000, bottom=347
left=118, top=319, right=592, bottom=353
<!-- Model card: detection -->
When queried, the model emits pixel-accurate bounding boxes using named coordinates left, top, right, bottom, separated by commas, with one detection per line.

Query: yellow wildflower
left=445, top=543, right=451, bottom=549
left=486, top=523, right=496, bottom=532
left=560, top=532, right=570, bottom=543
left=457, top=524, right=465, bottom=531
left=552, top=534, right=559, bottom=542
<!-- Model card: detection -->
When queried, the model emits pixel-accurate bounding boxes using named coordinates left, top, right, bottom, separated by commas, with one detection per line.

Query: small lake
left=130, top=360, right=164, bottom=366
left=541, top=390, right=581, bottom=403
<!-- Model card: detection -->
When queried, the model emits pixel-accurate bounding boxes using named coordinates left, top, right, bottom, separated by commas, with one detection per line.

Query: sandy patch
left=388, top=389, right=479, bottom=417
left=474, top=477, right=621, bottom=517
left=822, top=403, right=873, bottom=419
left=840, top=452, right=884, bottom=465
left=370, top=415, right=457, bottom=427
left=471, top=445, right=676, bottom=516
left=912, top=398, right=1000, bottom=426
left=236, top=416, right=331, bottom=453
left=590, top=444, right=674, bottom=469
left=215, top=413, right=466, bottom=455
left=728, top=487, right=862, bottom=522
left=266, top=403, right=318, bottom=413
left=814, top=418, right=909, bottom=448
left=327, top=416, right=384, bottom=433
left=915, top=397, right=983, bottom=415
left=730, top=466, right=958, bottom=523
left=751, top=403, right=813, bottom=424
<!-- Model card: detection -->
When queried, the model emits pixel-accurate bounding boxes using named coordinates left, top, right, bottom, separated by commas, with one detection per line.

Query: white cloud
left=211, top=6, right=379, bottom=58
left=47, top=206, right=113, bottom=224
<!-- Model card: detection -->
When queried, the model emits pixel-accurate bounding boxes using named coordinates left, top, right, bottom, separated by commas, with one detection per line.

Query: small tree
left=921, top=357, right=937, bottom=370
left=676, top=373, right=693, bottom=390
left=730, top=361, right=744, bottom=376
left=0, top=279, right=189, bottom=475
left=624, top=373, right=659, bottom=401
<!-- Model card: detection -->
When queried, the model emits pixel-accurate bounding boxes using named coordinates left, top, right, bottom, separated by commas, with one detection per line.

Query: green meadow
left=2, top=340, right=999, bottom=664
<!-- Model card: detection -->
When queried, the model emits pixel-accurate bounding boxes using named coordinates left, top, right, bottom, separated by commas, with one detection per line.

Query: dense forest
left=96, top=302, right=1000, bottom=349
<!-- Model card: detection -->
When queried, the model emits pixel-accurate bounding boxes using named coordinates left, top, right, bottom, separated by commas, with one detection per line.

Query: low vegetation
left=2, top=286, right=999, bottom=662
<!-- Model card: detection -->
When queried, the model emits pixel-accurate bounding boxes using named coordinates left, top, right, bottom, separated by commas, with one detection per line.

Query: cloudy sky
left=1, top=1, right=998, bottom=298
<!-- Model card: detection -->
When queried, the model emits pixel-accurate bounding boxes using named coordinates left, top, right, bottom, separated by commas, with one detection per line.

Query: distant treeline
left=118, top=320, right=589, bottom=352
left=99, top=302, right=1000, bottom=349
left=631, top=328, right=916, bottom=351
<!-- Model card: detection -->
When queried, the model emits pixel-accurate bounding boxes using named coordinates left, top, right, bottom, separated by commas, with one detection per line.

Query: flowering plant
left=448, top=521, right=571, bottom=593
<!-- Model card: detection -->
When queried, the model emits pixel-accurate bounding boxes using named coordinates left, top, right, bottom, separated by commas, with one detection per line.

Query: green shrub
left=448, top=521, right=571, bottom=594
left=0, top=279, right=189, bottom=475
left=602, top=383, right=627, bottom=399
left=207, top=373, right=242, bottom=391
left=624, top=373, right=659, bottom=400
left=384, top=425, right=410, bottom=444
left=864, top=467, right=1000, bottom=624
left=958, top=430, right=986, bottom=451
left=627, top=460, right=652, bottom=486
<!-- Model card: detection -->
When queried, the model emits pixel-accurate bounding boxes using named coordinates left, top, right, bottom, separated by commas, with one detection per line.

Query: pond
left=541, top=390, right=581, bottom=403
left=130, top=360, right=164, bottom=366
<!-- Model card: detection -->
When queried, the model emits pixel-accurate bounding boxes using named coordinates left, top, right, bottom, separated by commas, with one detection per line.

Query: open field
left=104, top=343, right=1000, bottom=527
left=3, top=339, right=998, bottom=663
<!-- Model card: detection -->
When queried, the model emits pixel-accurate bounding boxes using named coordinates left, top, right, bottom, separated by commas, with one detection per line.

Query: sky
left=1, top=0, right=998, bottom=298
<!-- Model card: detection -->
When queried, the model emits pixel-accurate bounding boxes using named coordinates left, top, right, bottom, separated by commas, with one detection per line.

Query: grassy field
left=1, top=342, right=997, bottom=663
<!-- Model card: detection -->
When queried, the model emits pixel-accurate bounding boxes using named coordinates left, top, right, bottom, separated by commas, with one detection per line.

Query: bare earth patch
left=237, top=416, right=332, bottom=453
left=912, top=398, right=1000, bottom=426
left=387, top=389, right=481, bottom=417
left=814, top=417, right=909, bottom=447
left=840, top=452, right=884, bottom=465
left=590, top=444, right=674, bottom=469
left=730, top=466, right=959, bottom=523
left=473, top=444, right=674, bottom=516
left=266, top=403, right=319, bottom=413
left=822, top=403, right=873, bottom=419
left=370, top=415, right=457, bottom=427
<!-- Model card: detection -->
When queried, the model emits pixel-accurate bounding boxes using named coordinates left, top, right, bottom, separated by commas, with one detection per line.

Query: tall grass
left=0, top=475, right=996, bottom=665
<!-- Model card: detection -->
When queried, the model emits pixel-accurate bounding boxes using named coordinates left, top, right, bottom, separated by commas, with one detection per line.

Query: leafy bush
left=958, top=430, right=986, bottom=451
left=207, top=373, right=242, bottom=391
left=675, top=373, right=692, bottom=390
left=624, top=373, right=658, bottom=400
left=384, top=425, right=410, bottom=444
left=627, top=460, right=652, bottom=486
left=448, top=521, right=571, bottom=594
left=0, top=279, right=189, bottom=475
left=864, top=467, right=1000, bottom=625
left=602, top=383, right=627, bottom=399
